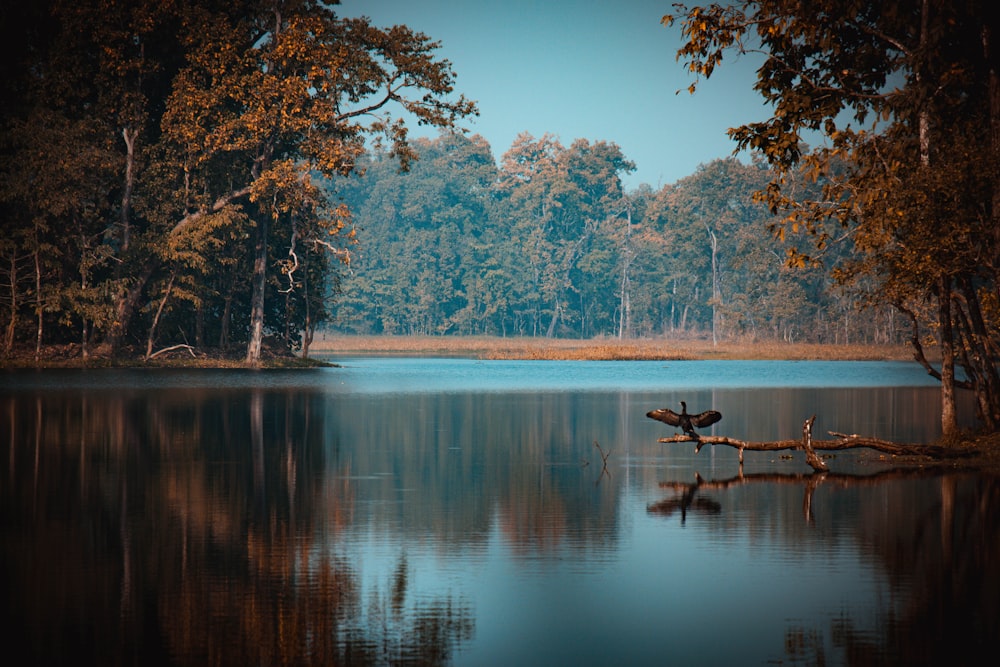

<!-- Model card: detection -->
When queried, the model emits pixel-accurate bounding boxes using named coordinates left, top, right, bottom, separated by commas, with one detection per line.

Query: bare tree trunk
left=918, top=0, right=931, bottom=167
left=545, top=299, right=559, bottom=338
left=3, top=252, right=17, bottom=357
left=76, top=217, right=90, bottom=360
left=301, top=267, right=312, bottom=358
left=939, top=275, right=958, bottom=436
left=246, top=217, right=268, bottom=366
left=618, top=205, right=633, bottom=339
left=145, top=271, right=175, bottom=360
left=708, top=227, right=720, bottom=346
left=121, top=127, right=137, bottom=252
left=33, top=238, right=42, bottom=363
left=283, top=289, right=291, bottom=349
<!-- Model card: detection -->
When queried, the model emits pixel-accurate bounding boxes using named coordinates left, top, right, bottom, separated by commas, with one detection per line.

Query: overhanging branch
left=170, top=186, right=252, bottom=239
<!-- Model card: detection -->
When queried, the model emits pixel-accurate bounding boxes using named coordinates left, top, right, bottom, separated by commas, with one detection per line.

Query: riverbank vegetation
left=310, top=335, right=915, bottom=361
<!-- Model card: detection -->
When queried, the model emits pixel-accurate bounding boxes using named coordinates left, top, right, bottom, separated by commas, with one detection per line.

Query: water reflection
left=1, top=386, right=474, bottom=665
left=647, top=468, right=999, bottom=665
left=1, top=364, right=997, bottom=665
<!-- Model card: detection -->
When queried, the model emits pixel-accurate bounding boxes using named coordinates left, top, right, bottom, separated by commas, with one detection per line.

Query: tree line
left=331, top=132, right=891, bottom=344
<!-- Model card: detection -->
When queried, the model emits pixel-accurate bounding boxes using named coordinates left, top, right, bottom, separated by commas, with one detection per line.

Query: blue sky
left=339, top=0, right=770, bottom=189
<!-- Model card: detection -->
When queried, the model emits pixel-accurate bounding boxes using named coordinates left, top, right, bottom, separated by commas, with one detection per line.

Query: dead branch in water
left=654, top=415, right=973, bottom=472
left=593, top=440, right=611, bottom=483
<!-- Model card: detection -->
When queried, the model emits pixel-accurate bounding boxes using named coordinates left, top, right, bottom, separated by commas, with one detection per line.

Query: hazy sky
left=339, top=0, right=770, bottom=189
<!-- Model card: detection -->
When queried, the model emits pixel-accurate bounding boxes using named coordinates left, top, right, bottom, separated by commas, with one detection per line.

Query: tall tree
left=150, top=1, right=477, bottom=364
left=665, top=0, right=1000, bottom=432
left=495, top=133, right=634, bottom=337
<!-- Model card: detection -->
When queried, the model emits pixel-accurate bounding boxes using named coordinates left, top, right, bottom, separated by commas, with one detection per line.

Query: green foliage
left=329, top=135, right=889, bottom=344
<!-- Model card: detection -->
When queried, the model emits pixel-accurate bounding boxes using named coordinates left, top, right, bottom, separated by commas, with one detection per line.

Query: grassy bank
left=0, top=335, right=920, bottom=367
left=309, top=335, right=916, bottom=361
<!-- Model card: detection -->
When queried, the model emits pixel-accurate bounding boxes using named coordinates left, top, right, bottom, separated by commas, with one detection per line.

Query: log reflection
left=649, top=467, right=951, bottom=524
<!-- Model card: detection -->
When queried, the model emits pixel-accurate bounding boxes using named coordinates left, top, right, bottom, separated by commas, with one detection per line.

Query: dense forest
left=0, top=0, right=475, bottom=365
left=1, top=1, right=999, bottom=431
left=330, top=132, right=892, bottom=343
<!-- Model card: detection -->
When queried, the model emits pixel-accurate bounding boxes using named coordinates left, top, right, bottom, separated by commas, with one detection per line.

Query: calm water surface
left=2, top=359, right=997, bottom=666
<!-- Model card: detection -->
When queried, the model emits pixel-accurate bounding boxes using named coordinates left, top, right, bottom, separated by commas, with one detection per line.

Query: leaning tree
left=665, top=0, right=1000, bottom=433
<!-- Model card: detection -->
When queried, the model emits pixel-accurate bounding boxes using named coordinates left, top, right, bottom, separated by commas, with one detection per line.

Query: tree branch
left=169, top=186, right=252, bottom=238
left=148, top=343, right=196, bottom=359
left=897, top=301, right=943, bottom=380
left=657, top=417, right=973, bottom=471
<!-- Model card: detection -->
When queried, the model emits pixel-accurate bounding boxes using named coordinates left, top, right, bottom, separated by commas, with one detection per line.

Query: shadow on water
left=1, top=365, right=997, bottom=666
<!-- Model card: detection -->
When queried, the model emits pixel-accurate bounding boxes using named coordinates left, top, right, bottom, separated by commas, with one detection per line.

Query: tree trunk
left=618, top=205, right=632, bottom=339
left=985, top=18, right=1000, bottom=287
left=939, top=275, right=958, bottom=436
left=3, top=251, right=17, bottom=357
left=194, top=297, right=204, bottom=348
left=33, top=237, right=42, bottom=363
left=707, top=226, right=720, bottom=347
left=120, top=127, right=137, bottom=252
left=220, top=292, right=233, bottom=349
left=301, top=267, right=312, bottom=358
left=145, top=271, right=175, bottom=360
left=983, top=17, right=1000, bottom=427
left=283, top=289, right=291, bottom=349
left=957, top=276, right=1000, bottom=429
left=107, top=262, right=155, bottom=355
left=246, top=217, right=268, bottom=365
left=545, top=299, right=559, bottom=338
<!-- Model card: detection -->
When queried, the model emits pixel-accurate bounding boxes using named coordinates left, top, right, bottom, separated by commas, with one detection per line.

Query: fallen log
left=654, top=415, right=973, bottom=472
left=148, top=343, right=196, bottom=360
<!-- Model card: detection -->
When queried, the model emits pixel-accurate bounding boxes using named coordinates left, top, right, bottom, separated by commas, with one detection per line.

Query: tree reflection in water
left=2, top=376, right=998, bottom=666
left=648, top=468, right=1000, bottom=665
left=1, top=388, right=473, bottom=666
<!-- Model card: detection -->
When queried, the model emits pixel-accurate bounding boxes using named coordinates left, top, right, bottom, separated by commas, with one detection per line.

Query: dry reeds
left=309, top=335, right=914, bottom=362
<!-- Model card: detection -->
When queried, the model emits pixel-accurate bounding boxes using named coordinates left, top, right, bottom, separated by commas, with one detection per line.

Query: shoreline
left=5, top=335, right=999, bottom=469
left=309, top=335, right=918, bottom=362
left=0, top=335, right=926, bottom=368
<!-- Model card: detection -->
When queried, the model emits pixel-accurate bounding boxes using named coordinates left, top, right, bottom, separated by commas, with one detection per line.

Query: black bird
left=646, top=401, right=722, bottom=438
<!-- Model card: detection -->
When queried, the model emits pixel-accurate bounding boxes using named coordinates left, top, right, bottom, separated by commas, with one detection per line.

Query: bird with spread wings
left=646, top=401, right=722, bottom=438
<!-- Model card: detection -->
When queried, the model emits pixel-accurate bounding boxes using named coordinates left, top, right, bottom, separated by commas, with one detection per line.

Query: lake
left=2, top=359, right=997, bottom=666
